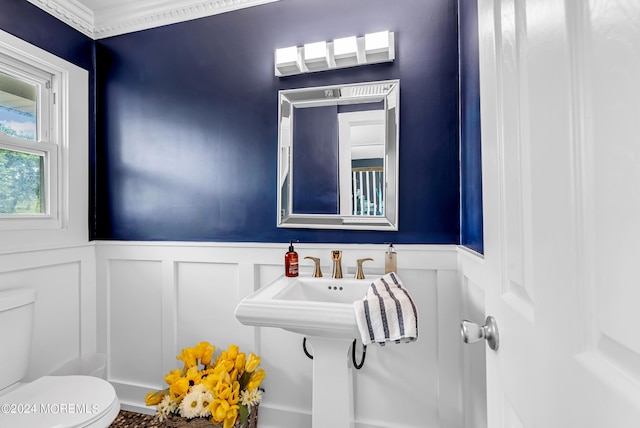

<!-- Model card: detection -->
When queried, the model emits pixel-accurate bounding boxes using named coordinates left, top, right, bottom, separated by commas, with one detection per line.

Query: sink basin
left=234, top=275, right=371, bottom=338
left=274, top=277, right=370, bottom=303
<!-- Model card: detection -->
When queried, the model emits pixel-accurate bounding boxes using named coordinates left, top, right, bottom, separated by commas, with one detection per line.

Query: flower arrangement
left=145, top=342, right=265, bottom=428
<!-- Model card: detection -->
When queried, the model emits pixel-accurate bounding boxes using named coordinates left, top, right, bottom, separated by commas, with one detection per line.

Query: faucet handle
left=330, top=250, right=343, bottom=279
left=304, top=256, right=323, bottom=277
left=355, top=258, right=374, bottom=279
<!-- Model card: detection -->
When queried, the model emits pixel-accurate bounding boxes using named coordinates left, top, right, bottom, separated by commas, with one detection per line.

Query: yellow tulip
left=145, top=390, right=164, bottom=406
left=193, top=341, right=207, bottom=358
left=164, top=368, right=183, bottom=386
left=200, top=373, right=217, bottom=391
left=176, top=347, right=197, bottom=369
left=209, top=398, right=228, bottom=424
left=245, top=353, right=260, bottom=373
left=223, top=406, right=239, bottom=428
left=215, top=359, right=234, bottom=373
left=170, top=378, right=190, bottom=401
left=202, top=344, right=215, bottom=366
left=227, top=344, right=239, bottom=360
left=229, top=368, right=238, bottom=383
left=191, top=341, right=215, bottom=365
left=214, top=381, right=232, bottom=400
left=247, top=368, right=265, bottom=392
left=235, top=353, right=246, bottom=371
left=228, top=381, right=240, bottom=405
left=212, top=362, right=225, bottom=377
left=215, top=370, right=231, bottom=386
left=209, top=399, right=238, bottom=426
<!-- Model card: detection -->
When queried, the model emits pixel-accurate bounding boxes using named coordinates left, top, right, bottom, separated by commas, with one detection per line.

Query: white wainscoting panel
left=176, top=261, right=251, bottom=353
left=95, top=242, right=462, bottom=428
left=0, top=245, right=96, bottom=379
left=108, top=259, right=164, bottom=388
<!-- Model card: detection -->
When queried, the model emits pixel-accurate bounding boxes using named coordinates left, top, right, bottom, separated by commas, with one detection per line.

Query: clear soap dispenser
left=385, top=243, right=397, bottom=274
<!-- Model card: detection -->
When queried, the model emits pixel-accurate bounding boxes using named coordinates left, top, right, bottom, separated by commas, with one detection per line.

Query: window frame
left=0, top=45, right=63, bottom=230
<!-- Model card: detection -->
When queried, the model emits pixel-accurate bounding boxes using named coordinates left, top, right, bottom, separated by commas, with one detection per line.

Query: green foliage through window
left=0, top=147, right=44, bottom=214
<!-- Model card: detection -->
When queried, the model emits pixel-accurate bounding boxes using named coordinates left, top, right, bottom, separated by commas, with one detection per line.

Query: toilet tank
left=0, top=289, right=36, bottom=391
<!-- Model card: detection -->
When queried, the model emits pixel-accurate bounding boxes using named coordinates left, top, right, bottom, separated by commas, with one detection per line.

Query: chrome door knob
left=461, top=316, right=499, bottom=351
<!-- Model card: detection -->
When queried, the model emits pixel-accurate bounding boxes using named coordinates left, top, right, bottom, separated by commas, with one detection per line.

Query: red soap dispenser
left=285, top=240, right=299, bottom=277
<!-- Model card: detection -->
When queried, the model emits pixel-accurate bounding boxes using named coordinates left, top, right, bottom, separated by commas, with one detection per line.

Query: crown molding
left=26, top=0, right=279, bottom=40
left=91, top=0, right=279, bottom=39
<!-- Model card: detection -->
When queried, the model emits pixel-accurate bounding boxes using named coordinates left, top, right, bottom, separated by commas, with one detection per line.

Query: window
left=0, top=49, right=60, bottom=227
left=0, top=29, right=87, bottom=248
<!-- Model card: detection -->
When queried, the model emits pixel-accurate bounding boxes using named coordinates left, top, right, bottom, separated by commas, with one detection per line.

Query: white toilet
left=0, top=288, right=120, bottom=428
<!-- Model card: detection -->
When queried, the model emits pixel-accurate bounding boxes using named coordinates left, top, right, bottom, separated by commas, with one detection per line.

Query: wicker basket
left=164, top=406, right=258, bottom=428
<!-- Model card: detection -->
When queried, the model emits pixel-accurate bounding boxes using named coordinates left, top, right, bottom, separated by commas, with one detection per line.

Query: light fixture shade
left=303, top=41, right=329, bottom=71
left=274, top=32, right=394, bottom=77
left=364, top=31, right=395, bottom=63
left=275, top=46, right=302, bottom=76
left=333, top=36, right=359, bottom=67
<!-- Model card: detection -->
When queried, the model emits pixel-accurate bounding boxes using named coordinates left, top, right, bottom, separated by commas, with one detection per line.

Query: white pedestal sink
left=234, top=274, right=372, bottom=428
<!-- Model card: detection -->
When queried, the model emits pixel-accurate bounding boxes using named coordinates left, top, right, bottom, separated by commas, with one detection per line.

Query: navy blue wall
left=0, top=0, right=93, bottom=71
left=0, top=1, right=484, bottom=247
left=459, top=0, right=484, bottom=253
left=95, top=0, right=461, bottom=244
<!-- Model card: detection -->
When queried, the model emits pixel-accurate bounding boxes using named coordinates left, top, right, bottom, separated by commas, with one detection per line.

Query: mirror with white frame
left=277, top=80, right=399, bottom=230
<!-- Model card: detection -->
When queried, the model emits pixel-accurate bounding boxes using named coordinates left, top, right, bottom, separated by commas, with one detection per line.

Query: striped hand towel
left=353, top=272, right=418, bottom=346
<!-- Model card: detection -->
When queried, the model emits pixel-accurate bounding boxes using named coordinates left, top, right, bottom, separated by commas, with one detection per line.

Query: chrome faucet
left=331, top=250, right=343, bottom=279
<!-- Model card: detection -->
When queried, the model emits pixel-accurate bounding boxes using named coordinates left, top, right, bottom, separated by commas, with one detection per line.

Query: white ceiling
left=26, top=0, right=279, bottom=39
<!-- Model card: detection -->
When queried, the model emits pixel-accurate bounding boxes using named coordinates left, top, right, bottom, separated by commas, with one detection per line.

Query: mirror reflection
left=277, top=80, right=399, bottom=230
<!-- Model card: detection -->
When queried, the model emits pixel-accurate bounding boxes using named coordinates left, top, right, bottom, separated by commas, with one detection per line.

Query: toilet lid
left=0, top=375, right=120, bottom=428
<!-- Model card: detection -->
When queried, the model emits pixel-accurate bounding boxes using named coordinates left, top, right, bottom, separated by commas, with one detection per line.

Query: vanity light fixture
left=303, top=41, right=330, bottom=71
left=274, top=31, right=395, bottom=77
left=275, top=45, right=302, bottom=75
left=364, top=30, right=394, bottom=63
left=333, top=35, right=359, bottom=67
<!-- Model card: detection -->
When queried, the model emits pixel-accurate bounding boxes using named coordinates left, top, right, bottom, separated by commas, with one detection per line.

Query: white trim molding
left=26, top=0, right=280, bottom=39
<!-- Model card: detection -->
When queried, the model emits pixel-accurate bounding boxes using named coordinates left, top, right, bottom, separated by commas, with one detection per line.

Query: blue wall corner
left=0, top=0, right=93, bottom=71
left=459, top=0, right=484, bottom=254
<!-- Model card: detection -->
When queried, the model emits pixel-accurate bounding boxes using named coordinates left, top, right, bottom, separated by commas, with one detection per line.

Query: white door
left=475, top=0, right=640, bottom=426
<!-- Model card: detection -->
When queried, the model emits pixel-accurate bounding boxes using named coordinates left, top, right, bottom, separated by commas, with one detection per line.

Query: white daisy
left=179, top=389, right=203, bottom=419
left=198, top=389, right=214, bottom=418
left=156, top=395, right=178, bottom=422
left=240, top=388, right=263, bottom=407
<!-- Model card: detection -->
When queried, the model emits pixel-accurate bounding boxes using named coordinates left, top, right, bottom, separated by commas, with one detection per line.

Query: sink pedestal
left=307, top=336, right=355, bottom=428
left=234, top=275, right=373, bottom=428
